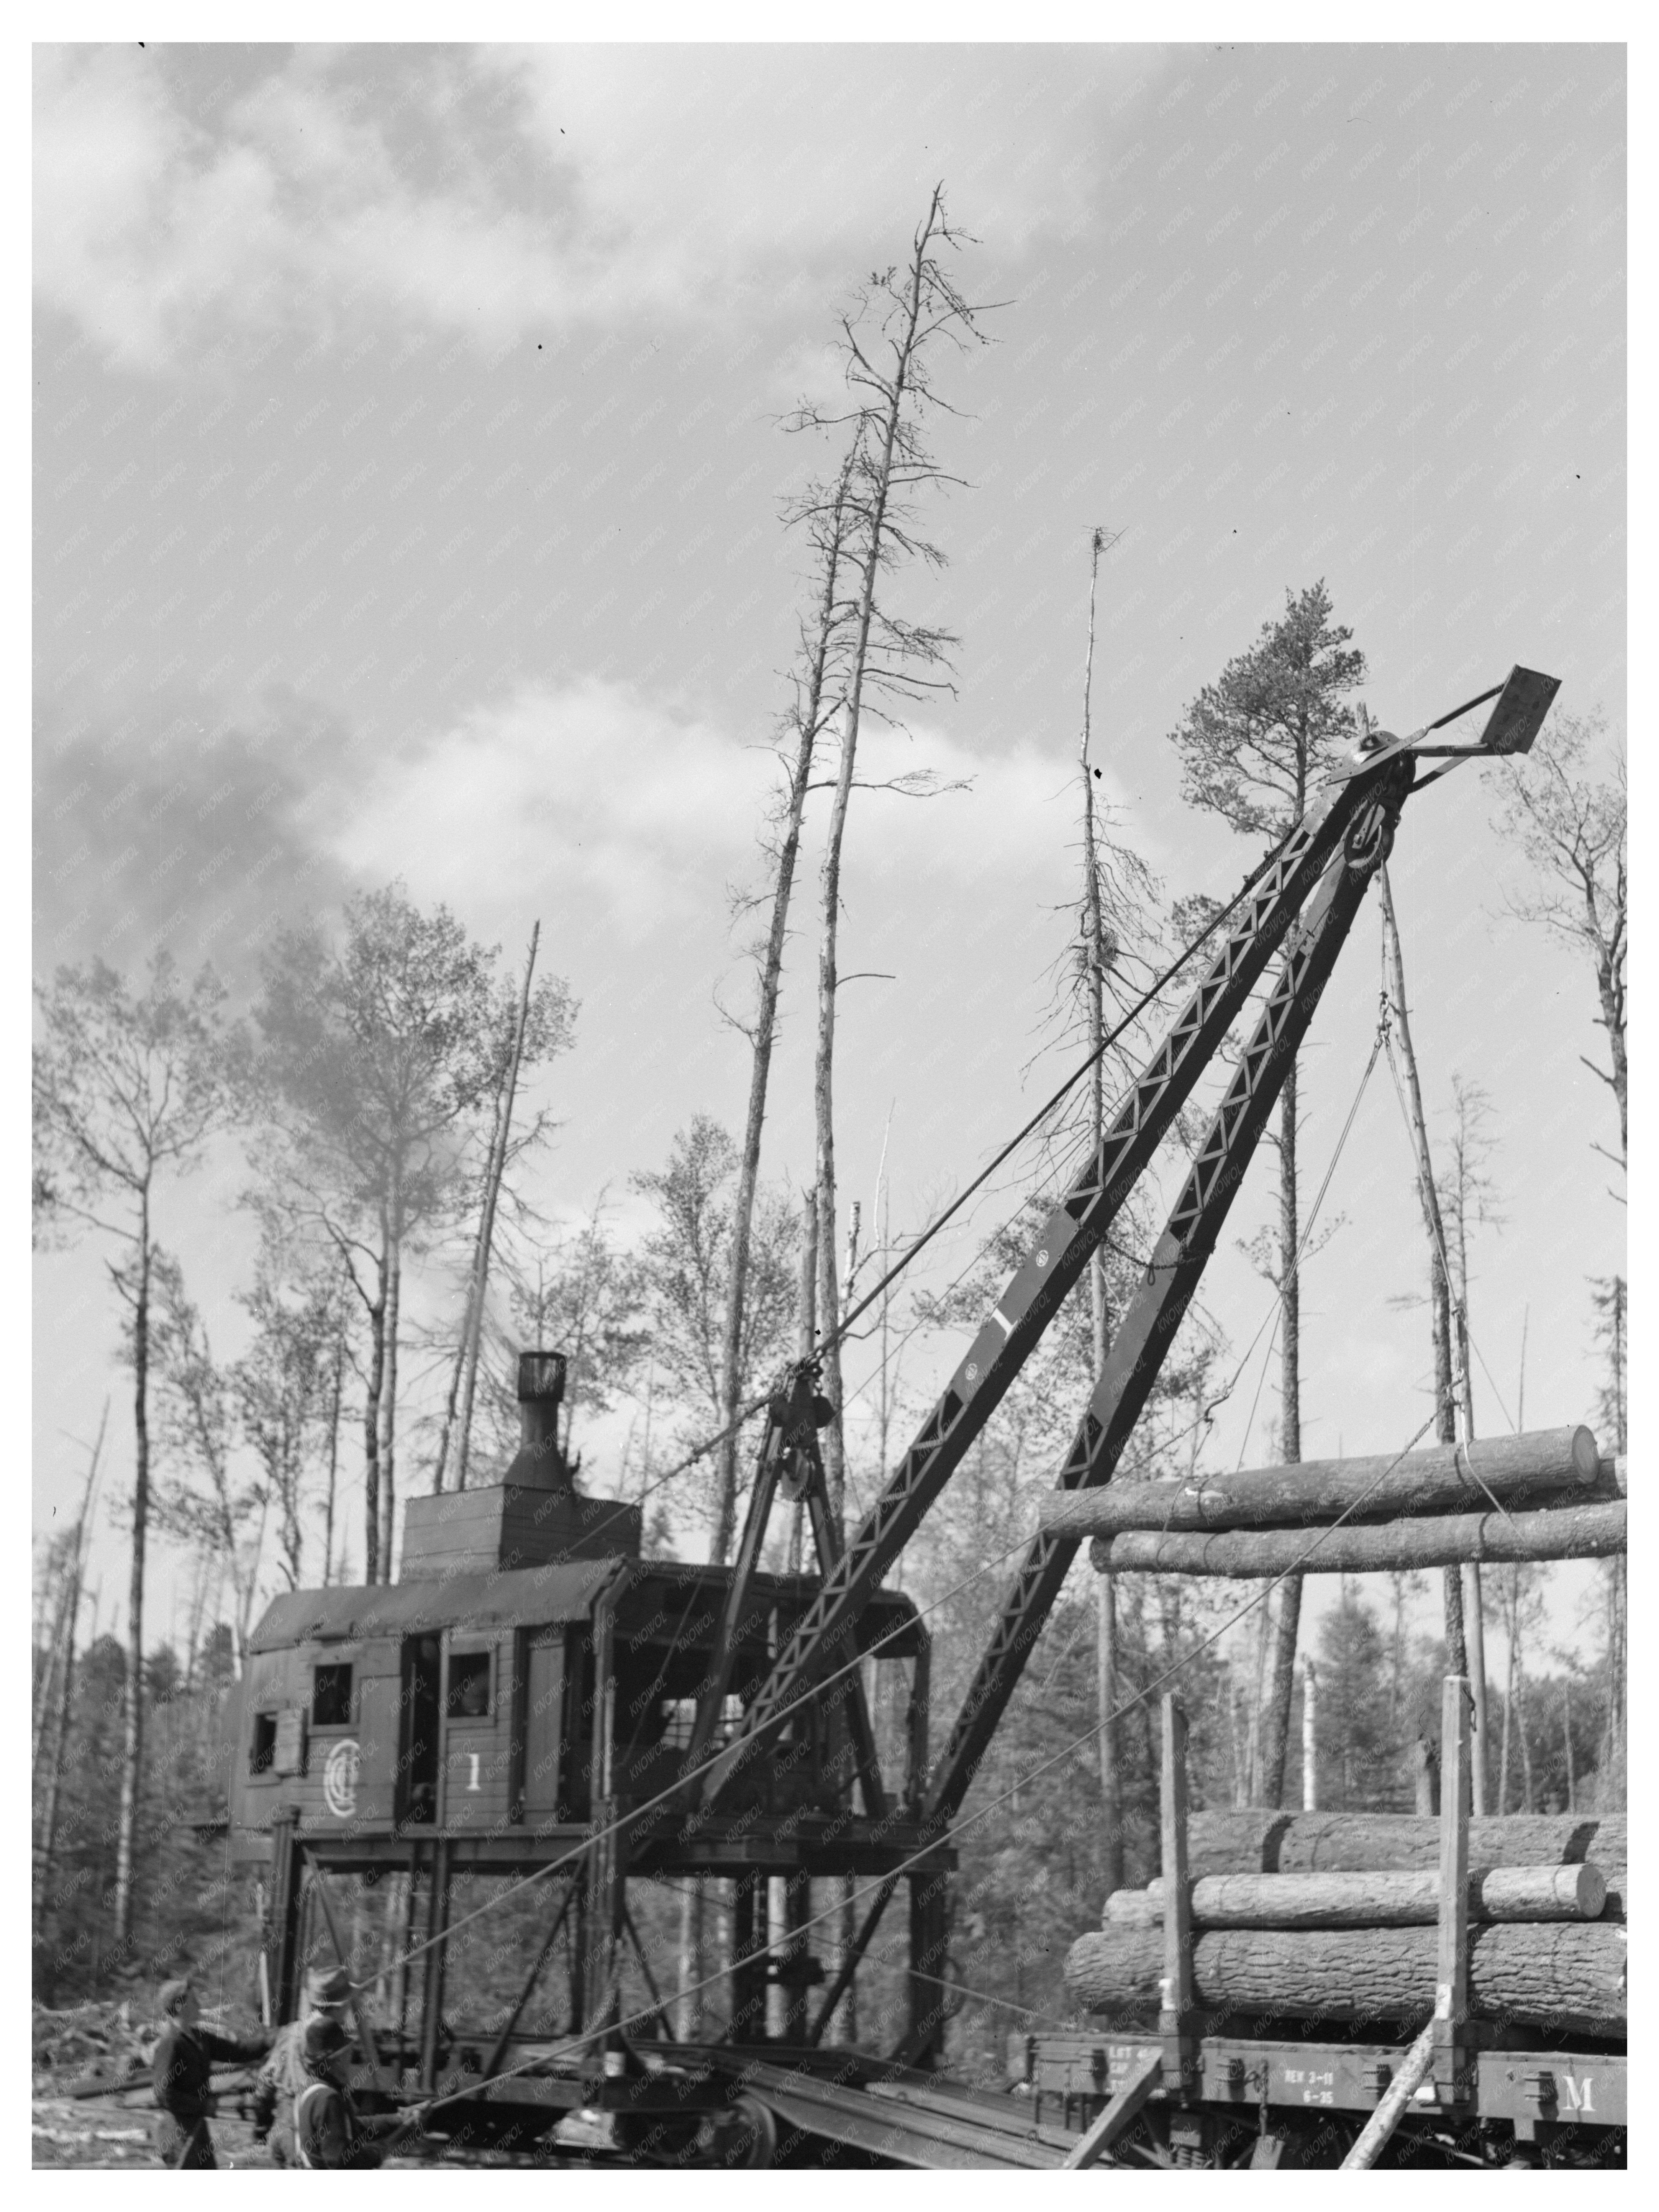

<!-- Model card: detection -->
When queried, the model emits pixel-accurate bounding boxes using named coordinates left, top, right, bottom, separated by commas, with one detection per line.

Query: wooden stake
left=1159, top=1696, right=1197, bottom=2092
left=1341, top=2021, right=1436, bottom=2169
left=1434, top=1675, right=1472, bottom=2102
left=1063, top=2048, right=1162, bottom=2169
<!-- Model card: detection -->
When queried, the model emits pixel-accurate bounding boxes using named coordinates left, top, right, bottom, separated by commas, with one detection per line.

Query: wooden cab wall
left=232, top=1560, right=620, bottom=1854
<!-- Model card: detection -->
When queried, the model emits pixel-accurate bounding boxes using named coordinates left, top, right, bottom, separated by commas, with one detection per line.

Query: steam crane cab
left=230, top=1351, right=940, bottom=2058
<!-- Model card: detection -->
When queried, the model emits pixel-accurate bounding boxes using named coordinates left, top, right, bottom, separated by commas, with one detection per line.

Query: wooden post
left=907, top=1869, right=949, bottom=2071
left=904, top=1631, right=931, bottom=1814
left=1301, top=1661, right=1318, bottom=1811
left=1433, top=1675, right=1472, bottom=2103
left=418, top=1839, right=450, bottom=2092
left=303, top=1848, right=390, bottom=2091
left=731, top=1872, right=767, bottom=2043
left=267, top=1813, right=304, bottom=2025
left=1159, top=1696, right=1198, bottom=2093
left=480, top=1882, right=573, bottom=2082
left=584, top=1586, right=624, bottom=2048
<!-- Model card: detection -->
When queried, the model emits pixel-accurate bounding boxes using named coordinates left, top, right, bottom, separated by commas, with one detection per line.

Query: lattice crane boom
left=696, top=666, right=1556, bottom=1837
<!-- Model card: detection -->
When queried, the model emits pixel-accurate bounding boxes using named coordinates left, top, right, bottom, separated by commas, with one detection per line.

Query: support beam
left=1434, top=1676, right=1473, bottom=2105
left=418, top=1840, right=450, bottom=2093
left=479, top=1882, right=574, bottom=2082
left=808, top=1875, right=898, bottom=2047
left=1042, top=1425, right=1599, bottom=1536
left=1159, top=1698, right=1199, bottom=2096
left=622, top=1901, right=677, bottom=2040
left=302, top=1850, right=390, bottom=2091
left=267, top=1813, right=303, bottom=2026
left=902, top=1869, right=950, bottom=2071
left=730, top=1871, right=768, bottom=2044
left=1062, top=2049, right=1163, bottom=2169
left=1340, top=2021, right=1437, bottom=2170
left=1085, top=1500, right=1624, bottom=1577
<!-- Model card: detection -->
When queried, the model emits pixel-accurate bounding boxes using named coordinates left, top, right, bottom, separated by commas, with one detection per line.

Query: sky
left=32, top=39, right=1626, bottom=1685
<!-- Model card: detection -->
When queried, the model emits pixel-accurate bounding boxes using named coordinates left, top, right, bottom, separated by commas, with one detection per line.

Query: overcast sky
left=33, top=41, right=1625, bottom=1674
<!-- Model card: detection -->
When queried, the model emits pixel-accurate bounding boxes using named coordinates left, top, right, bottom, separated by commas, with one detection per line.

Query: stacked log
left=1186, top=1808, right=1624, bottom=1877
left=1043, top=1427, right=1602, bottom=1537
left=1064, top=1923, right=1626, bottom=2038
left=1184, top=1810, right=1627, bottom=1923
left=1038, top=1426, right=1626, bottom=1577
left=1072, top=1807, right=1629, bottom=2032
left=1083, top=1501, right=1623, bottom=1576
left=1113, top=1863, right=1607, bottom=1927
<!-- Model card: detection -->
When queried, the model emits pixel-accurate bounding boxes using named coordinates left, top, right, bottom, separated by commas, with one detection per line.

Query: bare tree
left=797, top=185, right=990, bottom=1531
left=234, top=1258, right=346, bottom=1592
left=151, top=1255, right=268, bottom=1666
left=436, top=922, right=568, bottom=1491
left=33, top=951, right=241, bottom=1946
left=1379, top=865, right=1469, bottom=1690
left=712, top=452, right=857, bottom=1564
left=254, top=885, right=570, bottom=1578
left=1589, top=1273, right=1626, bottom=1805
left=1437, top=1074, right=1504, bottom=1812
left=1495, top=708, right=1626, bottom=1180
left=33, top=1409, right=105, bottom=1933
left=631, top=1117, right=800, bottom=1547
left=1072, top=523, right=1161, bottom=1892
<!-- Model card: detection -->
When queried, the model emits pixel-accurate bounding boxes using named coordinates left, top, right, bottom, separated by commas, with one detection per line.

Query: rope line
left=613, top=825, right=1299, bottom=1511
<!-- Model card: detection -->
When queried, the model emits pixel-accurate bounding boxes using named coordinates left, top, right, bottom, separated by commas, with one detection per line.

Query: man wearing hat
left=249, top=1966, right=353, bottom=2149
left=268, top=2017, right=425, bottom=2169
left=151, top=1976, right=269, bottom=2170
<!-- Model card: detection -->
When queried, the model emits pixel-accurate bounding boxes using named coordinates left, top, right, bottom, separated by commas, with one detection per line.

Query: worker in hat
left=250, top=1965, right=354, bottom=2148
left=150, top=1976, right=269, bottom=2170
left=267, top=2017, right=426, bottom=2170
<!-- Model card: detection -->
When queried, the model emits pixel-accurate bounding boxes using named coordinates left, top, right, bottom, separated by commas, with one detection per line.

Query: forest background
left=31, top=42, right=1626, bottom=2062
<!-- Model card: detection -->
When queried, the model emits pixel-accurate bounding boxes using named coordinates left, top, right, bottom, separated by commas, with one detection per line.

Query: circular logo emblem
left=323, top=1738, right=360, bottom=1820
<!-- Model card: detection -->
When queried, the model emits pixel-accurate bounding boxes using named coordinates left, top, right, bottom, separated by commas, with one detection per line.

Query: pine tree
left=1168, top=581, right=1366, bottom=1805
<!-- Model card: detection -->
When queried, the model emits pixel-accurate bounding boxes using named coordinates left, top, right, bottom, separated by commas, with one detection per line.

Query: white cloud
left=326, top=676, right=774, bottom=946
left=324, top=673, right=1147, bottom=958
left=34, top=43, right=1157, bottom=371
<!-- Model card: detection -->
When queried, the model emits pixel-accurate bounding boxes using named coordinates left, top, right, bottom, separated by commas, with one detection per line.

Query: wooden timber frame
left=252, top=1546, right=958, bottom=2138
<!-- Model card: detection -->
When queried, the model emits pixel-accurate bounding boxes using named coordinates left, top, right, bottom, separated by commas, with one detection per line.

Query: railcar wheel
left=725, top=2095, right=777, bottom=2169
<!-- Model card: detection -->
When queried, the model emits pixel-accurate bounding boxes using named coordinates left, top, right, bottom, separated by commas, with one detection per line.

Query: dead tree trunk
left=1379, top=863, right=1467, bottom=1679
left=1261, top=1068, right=1302, bottom=1806
left=715, top=461, right=852, bottom=1567
left=113, top=1183, right=152, bottom=1950
left=456, top=923, right=540, bottom=1491
left=1078, top=524, right=1123, bottom=1894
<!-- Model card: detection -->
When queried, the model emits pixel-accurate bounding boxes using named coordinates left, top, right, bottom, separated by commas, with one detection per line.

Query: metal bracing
left=923, top=761, right=1411, bottom=1824
left=679, top=1368, right=885, bottom=1822
left=695, top=755, right=1407, bottom=1812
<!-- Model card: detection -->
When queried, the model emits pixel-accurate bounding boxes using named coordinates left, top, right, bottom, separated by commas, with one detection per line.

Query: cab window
left=311, top=1664, right=352, bottom=1727
left=446, top=1651, right=492, bottom=1720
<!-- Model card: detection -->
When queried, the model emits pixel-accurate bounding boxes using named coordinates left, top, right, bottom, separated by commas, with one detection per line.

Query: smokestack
left=504, top=1350, right=575, bottom=1494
